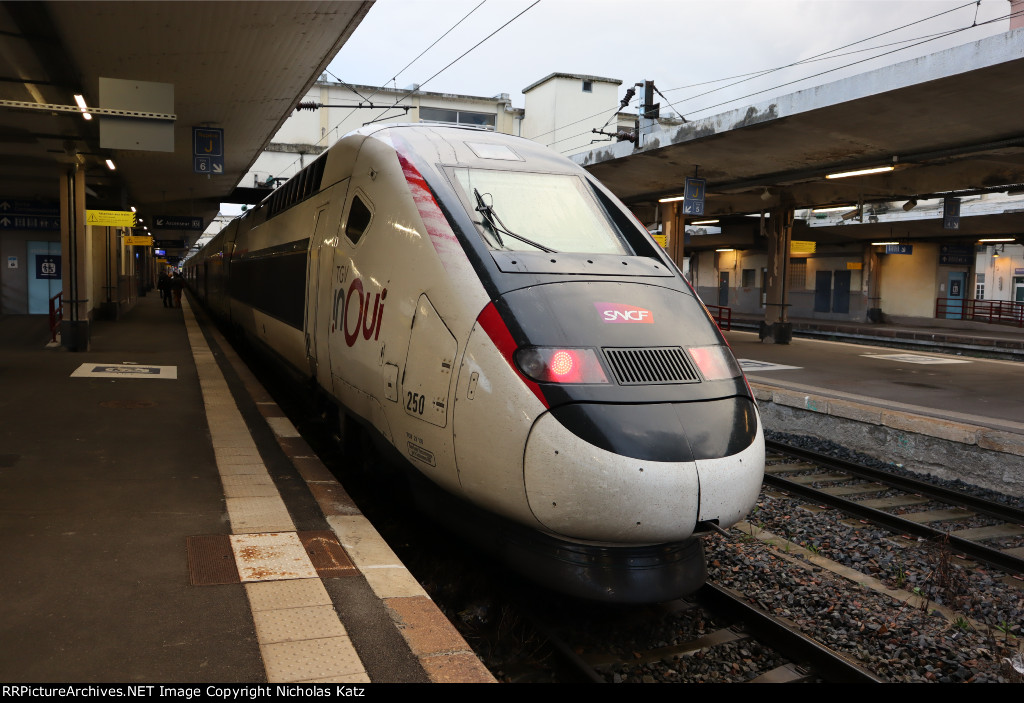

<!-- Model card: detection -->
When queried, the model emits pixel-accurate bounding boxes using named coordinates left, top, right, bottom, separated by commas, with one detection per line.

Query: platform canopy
left=0, top=1, right=373, bottom=254
left=574, top=29, right=1024, bottom=247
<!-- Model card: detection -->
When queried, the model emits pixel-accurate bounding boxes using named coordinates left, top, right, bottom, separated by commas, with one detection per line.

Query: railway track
left=764, top=440, right=1024, bottom=578
left=531, top=583, right=885, bottom=683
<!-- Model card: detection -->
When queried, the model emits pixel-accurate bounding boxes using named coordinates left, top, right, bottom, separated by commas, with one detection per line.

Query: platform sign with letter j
left=682, top=177, right=706, bottom=215
left=193, top=127, right=224, bottom=175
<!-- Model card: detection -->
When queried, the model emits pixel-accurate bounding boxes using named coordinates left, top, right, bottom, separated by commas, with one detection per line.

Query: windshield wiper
left=473, top=188, right=557, bottom=254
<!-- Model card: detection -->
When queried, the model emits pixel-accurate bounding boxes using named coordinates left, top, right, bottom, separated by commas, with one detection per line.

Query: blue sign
left=193, top=127, right=224, bottom=175
left=885, top=244, right=913, bottom=255
left=0, top=214, right=60, bottom=231
left=0, top=199, right=59, bottom=216
left=155, top=216, right=204, bottom=231
left=0, top=199, right=60, bottom=230
left=682, top=177, right=706, bottom=216
left=943, top=197, right=960, bottom=230
left=939, top=244, right=972, bottom=266
left=35, top=254, right=61, bottom=279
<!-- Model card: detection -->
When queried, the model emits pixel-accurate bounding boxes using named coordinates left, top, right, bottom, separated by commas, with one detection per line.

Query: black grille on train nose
left=603, top=346, right=701, bottom=385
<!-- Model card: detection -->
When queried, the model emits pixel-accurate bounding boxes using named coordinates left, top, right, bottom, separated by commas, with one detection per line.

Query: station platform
left=0, top=293, right=494, bottom=684
left=721, top=313, right=1024, bottom=498
left=728, top=312, right=1024, bottom=359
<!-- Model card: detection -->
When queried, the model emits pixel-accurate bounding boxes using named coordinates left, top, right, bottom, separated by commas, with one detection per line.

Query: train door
left=832, top=270, right=851, bottom=314
left=945, top=272, right=966, bottom=319
left=305, top=202, right=338, bottom=387
left=814, top=271, right=832, bottom=313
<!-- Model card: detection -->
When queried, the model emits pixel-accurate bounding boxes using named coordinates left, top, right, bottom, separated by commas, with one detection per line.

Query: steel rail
left=764, top=441, right=1024, bottom=575
left=767, top=440, right=1024, bottom=524
left=696, top=582, right=886, bottom=683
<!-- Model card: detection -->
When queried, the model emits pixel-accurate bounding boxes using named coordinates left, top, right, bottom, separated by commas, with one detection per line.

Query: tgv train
left=186, top=124, right=764, bottom=603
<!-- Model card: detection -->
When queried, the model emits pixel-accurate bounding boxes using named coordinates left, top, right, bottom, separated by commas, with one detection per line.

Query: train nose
left=523, top=399, right=764, bottom=543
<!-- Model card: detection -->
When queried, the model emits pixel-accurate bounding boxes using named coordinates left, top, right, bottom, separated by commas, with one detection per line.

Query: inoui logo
left=594, top=302, right=654, bottom=324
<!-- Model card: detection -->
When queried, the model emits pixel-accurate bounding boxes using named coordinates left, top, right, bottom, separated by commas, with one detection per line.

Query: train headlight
left=687, top=345, right=743, bottom=380
left=515, top=347, right=609, bottom=384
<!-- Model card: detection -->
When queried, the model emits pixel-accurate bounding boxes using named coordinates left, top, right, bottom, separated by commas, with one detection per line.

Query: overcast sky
left=328, top=0, right=1012, bottom=120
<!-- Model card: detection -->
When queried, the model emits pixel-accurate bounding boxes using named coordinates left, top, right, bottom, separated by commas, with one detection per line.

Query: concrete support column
left=760, top=204, right=794, bottom=343
left=59, top=165, right=90, bottom=351
left=662, top=202, right=684, bottom=270
left=866, top=246, right=883, bottom=322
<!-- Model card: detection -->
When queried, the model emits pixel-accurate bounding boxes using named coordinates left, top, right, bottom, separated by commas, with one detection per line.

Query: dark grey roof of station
left=0, top=1, right=373, bottom=252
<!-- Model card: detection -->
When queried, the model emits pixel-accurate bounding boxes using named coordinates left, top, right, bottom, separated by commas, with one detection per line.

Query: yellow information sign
left=87, top=209, right=137, bottom=227
left=847, top=262, right=863, bottom=270
left=123, top=235, right=153, bottom=246
left=652, top=233, right=667, bottom=248
left=790, top=240, right=817, bottom=254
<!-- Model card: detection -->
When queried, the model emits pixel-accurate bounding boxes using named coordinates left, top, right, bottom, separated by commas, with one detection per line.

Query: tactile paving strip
left=229, top=532, right=319, bottom=582
left=186, top=534, right=240, bottom=586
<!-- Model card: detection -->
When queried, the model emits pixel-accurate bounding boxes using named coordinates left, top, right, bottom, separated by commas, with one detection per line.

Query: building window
left=788, top=259, right=807, bottom=289
left=582, top=80, right=593, bottom=93
left=419, top=106, right=496, bottom=130
left=742, top=268, right=756, bottom=288
left=975, top=273, right=985, bottom=300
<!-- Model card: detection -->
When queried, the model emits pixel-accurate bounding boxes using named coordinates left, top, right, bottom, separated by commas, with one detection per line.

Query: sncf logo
left=595, top=302, right=654, bottom=324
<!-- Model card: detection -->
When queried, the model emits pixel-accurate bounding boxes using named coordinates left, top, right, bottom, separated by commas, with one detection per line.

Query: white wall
left=521, top=76, right=621, bottom=156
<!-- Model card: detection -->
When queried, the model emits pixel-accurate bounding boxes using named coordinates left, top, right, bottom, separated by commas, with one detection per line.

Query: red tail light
left=515, top=347, right=609, bottom=384
left=687, top=345, right=743, bottom=381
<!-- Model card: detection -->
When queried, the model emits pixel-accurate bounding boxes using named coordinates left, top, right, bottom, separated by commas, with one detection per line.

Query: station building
left=241, top=71, right=633, bottom=195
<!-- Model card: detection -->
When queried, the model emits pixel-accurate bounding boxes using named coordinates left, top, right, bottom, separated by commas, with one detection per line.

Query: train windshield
left=452, top=168, right=630, bottom=255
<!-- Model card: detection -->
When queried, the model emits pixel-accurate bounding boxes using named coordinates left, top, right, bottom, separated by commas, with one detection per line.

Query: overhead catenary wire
left=660, top=2, right=1018, bottom=121
left=267, top=1, right=539, bottom=181
left=551, top=3, right=1018, bottom=153
left=538, top=1, right=993, bottom=150
left=365, top=0, right=542, bottom=124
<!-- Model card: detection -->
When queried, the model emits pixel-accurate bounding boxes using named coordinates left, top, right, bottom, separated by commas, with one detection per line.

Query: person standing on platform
left=170, top=272, right=185, bottom=309
left=157, top=270, right=172, bottom=308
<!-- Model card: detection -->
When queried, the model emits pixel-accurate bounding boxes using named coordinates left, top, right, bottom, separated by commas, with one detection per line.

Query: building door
left=945, top=272, right=966, bottom=319
left=1013, top=276, right=1024, bottom=303
left=814, top=270, right=832, bottom=312
left=26, top=241, right=62, bottom=314
left=832, top=270, right=851, bottom=314
left=718, top=271, right=729, bottom=306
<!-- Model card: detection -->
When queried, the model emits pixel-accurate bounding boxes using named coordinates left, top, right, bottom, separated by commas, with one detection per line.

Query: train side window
left=345, top=194, right=373, bottom=245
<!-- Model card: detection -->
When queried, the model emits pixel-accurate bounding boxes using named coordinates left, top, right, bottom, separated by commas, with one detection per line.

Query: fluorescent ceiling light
left=74, top=94, right=92, bottom=120
left=812, top=205, right=855, bottom=213
left=658, top=195, right=686, bottom=203
left=825, top=165, right=894, bottom=179
left=690, top=219, right=719, bottom=225
left=105, top=159, right=116, bottom=170
left=871, top=241, right=900, bottom=245
left=978, top=238, right=1014, bottom=242
left=715, top=248, right=734, bottom=252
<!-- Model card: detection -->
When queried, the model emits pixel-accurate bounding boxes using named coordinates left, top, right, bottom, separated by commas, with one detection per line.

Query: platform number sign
left=193, top=127, right=224, bottom=175
left=682, top=177, right=706, bottom=216
left=943, top=196, right=960, bottom=230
